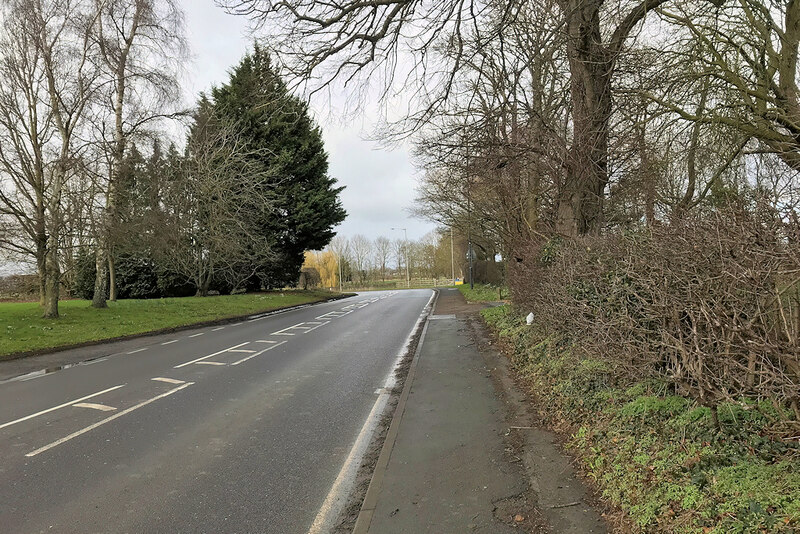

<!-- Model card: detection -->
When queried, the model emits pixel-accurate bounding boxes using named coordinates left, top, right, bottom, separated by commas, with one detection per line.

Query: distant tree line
left=302, top=230, right=503, bottom=289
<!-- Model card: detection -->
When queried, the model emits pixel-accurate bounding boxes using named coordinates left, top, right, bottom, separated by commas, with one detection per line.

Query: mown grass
left=458, top=283, right=507, bottom=302
left=0, top=290, right=336, bottom=358
left=482, top=304, right=800, bottom=534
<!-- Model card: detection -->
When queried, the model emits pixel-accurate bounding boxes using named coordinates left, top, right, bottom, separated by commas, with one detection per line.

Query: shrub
left=509, top=203, right=800, bottom=430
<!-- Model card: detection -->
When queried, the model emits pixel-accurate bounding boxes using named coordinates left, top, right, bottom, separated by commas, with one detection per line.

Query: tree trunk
left=108, top=253, right=117, bottom=301
left=556, top=1, right=612, bottom=237
left=42, top=227, right=60, bottom=318
left=197, top=276, right=210, bottom=297
left=92, top=247, right=109, bottom=308
left=36, top=233, right=47, bottom=307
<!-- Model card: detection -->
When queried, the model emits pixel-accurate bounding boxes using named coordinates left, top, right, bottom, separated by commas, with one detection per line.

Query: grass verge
left=1, top=290, right=338, bottom=359
left=481, top=304, right=800, bottom=534
left=458, top=283, right=507, bottom=302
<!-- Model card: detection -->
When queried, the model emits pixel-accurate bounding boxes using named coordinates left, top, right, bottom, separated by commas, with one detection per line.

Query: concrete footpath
left=353, top=288, right=607, bottom=534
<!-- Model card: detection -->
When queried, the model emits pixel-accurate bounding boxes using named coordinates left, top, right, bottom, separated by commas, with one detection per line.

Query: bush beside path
left=482, top=305, right=800, bottom=534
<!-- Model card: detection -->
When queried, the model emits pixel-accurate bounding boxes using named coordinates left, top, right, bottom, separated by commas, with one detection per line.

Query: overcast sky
left=184, top=3, right=435, bottom=243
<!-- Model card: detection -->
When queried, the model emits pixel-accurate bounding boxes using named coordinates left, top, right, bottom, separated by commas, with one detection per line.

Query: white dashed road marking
left=174, top=342, right=250, bottom=368
left=0, top=385, right=126, bottom=430
left=151, top=377, right=185, bottom=384
left=230, top=341, right=288, bottom=366
left=72, top=403, right=116, bottom=412
left=25, top=382, right=194, bottom=457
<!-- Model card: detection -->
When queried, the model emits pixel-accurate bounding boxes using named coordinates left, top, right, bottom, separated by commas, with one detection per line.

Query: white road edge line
left=0, top=384, right=126, bottom=430
left=230, top=341, right=287, bottom=366
left=307, top=390, right=391, bottom=534
left=307, top=290, right=435, bottom=534
left=25, top=382, right=194, bottom=458
left=173, top=342, right=250, bottom=368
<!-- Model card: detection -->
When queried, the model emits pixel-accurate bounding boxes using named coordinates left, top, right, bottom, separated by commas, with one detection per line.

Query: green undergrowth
left=458, top=283, right=507, bottom=302
left=0, top=290, right=337, bottom=358
left=481, top=305, right=800, bottom=534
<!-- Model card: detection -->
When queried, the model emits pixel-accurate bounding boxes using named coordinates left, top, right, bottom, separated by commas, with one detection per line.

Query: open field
left=0, top=290, right=337, bottom=358
left=458, top=283, right=507, bottom=302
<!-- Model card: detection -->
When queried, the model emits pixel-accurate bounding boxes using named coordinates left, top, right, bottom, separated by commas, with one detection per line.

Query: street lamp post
left=391, top=227, right=410, bottom=288
left=467, top=182, right=474, bottom=290
left=338, top=252, right=343, bottom=293
left=450, top=227, right=455, bottom=285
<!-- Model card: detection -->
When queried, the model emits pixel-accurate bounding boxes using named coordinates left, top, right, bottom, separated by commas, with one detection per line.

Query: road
left=0, top=289, right=433, bottom=534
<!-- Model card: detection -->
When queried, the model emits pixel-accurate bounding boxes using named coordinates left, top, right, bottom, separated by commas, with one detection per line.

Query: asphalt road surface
left=0, top=289, right=433, bottom=534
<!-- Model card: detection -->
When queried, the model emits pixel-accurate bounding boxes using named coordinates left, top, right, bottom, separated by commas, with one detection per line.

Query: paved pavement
left=355, top=288, right=607, bottom=534
left=0, top=289, right=433, bottom=533
left=355, top=289, right=525, bottom=533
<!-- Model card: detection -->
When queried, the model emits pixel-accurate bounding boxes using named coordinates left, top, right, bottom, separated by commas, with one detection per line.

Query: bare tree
left=328, top=234, right=350, bottom=290
left=0, top=0, right=101, bottom=318
left=373, top=235, right=391, bottom=281
left=349, top=234, right=371, bottom=283
left=157, top=109, right=276, bottom=296
left=91, top=0, right=187, bottom=307
left=648, top=2, right=800, bottom=173
left=222, top=0, right=726, bottom=237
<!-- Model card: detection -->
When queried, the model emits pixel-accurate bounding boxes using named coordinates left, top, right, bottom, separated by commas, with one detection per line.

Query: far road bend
left=0, top=289, right=433, bottom=533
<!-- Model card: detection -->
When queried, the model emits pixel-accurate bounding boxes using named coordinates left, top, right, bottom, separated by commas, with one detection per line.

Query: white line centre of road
left=0, top=384, right=125, bottom=430
left=271, top=322, right=306, bottom=336
left=151, top=377, right=185, bottom=384
left=72, top=402, right=116, bottom=412
left=25, top=382, right=194, bottom=458
left=230, top=341, right=288, bottom=366
left=173, top=342, right=250, bottom=368
left=161, top=339, right=178, bottom=345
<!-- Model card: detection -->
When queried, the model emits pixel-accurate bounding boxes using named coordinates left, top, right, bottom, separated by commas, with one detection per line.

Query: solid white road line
left=228, top=349, right=256, bottom=353
left=188, top=333, right=204, bottom=338
left=173, top=342, right=250, bottom=368
left=307, top=290, right=434, bottom=534
left=72, top=402, right=116, bottom=412
left=25, top=382, right=194, bottom=458
left=151, top=377, right=185, bottom=384
left=230, top=341, right=287, bottom=366
left=307, top=389, right=391, bottom=534
left=194, top=361, right=225, bottom=366
left=0, top=385, right=125, bottom=430
left=161, top=339, right=178, bottom=345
